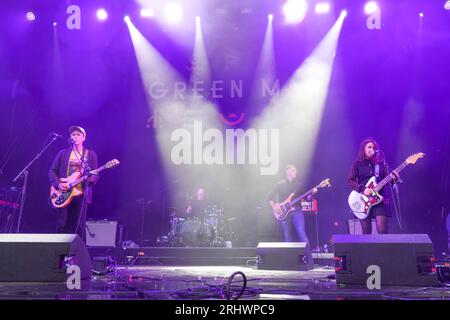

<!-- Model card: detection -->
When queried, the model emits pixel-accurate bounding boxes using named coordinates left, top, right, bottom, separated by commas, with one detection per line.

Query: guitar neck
left=291, top=185, right=320, bottom=206
left=71, top=165, right=106, bottom=186
left=374, top=161, right=408, bottom=192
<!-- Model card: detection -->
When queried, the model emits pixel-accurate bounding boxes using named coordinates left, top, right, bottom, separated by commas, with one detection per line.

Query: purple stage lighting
left=364, top=1, right=378, bottom=14
left=419, top=12, right=424, bottom=18
left=26, top=11, right=36, bottom=21
left=445, top=1, right=450, bottom=10
left=282, top=0, right=308, bottom=24
left=164, top=3, right=183, bottom=24
left=315, top=2, right=330, bottom=14
left=53, top=22, right=57, bottom=27
left=141, top=8, right=155, bottom=18
left=124, top=16, right=131, bottom=24
left=268, top=13, right=274, bottom=21
left=96, top=8, right=108, bottom=21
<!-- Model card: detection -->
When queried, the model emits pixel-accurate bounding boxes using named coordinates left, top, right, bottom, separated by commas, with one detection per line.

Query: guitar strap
left=374, top=163, right=380, bottom=181
left=81, top=149, right=88, bottom=174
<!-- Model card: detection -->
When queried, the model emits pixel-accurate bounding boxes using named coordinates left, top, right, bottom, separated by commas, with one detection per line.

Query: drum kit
left=161, top=205, right=233, bottom=247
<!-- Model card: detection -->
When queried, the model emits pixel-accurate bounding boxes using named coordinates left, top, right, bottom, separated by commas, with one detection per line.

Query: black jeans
left=57, top=196, right=85, bottom=238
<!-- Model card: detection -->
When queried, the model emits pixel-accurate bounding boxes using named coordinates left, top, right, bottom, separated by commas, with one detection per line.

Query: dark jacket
left=347, top=158, right=393, bottom=211
left=347, top=159, right=388, bottom=194
left=267, top=179, right=304, bottom=209
left=49, top=148, right=98, bottom=203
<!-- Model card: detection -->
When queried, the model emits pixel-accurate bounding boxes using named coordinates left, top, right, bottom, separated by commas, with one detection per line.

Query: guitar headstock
left=405, top=152, right=425, bottom=165
left=106, top=159, right=120, bottom=168
left=318, top=178, right=331, bottom=189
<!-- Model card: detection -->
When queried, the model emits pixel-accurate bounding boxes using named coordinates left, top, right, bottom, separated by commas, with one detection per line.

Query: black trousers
left=57, top=196, right=86, bottom=238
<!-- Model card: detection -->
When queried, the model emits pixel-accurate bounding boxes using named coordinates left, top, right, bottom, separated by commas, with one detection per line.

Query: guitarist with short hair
left=49, top=126, right=98, bottom=237
left=267, top=165, right=316, bottom=247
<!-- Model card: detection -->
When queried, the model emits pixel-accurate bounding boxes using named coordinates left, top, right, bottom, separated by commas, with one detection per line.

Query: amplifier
left=256, top=242, right=313, bottom=271
left=86, top=220, right=120, bottom=247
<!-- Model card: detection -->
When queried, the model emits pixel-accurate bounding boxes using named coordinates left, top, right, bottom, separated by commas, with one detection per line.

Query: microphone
left=373, top=149, right=384, bottom=158
left=51, top=132, right=63, bottom=139
left=369, top=149, right=378, bottom=157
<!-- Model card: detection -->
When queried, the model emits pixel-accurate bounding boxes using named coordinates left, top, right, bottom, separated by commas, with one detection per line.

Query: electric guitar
left=348, top=152, right=424, bottom=220
left=49, top=159, right=120, bottom=209
left=272, top=179, right=331, bottom=221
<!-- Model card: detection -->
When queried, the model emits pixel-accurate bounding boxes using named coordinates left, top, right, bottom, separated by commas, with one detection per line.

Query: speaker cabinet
left=0, top=234, right=91, bottom=282
left=332, top=234, right=438, bottom=287
left=256, top=242, right=313, bottom=271
left=86, top=220, right=120, bottom=247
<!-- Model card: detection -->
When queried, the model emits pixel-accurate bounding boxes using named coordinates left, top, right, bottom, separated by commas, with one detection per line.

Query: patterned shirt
left=67, top=149, right=89, bottom=192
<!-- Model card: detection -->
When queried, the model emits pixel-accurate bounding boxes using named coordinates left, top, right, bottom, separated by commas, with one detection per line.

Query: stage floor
left=0, top=265, right=449, bottom=300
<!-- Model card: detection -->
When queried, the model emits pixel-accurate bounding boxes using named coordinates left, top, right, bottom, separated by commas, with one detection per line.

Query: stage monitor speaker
left=332, top=234, right=439, bottom=287
left=256, top=242, right=313, bottom=271
left=347, top=219, right=378, bottom=235
left=86, top=220, right=120, bottom=247
left=0, top=234, right=91, bottom=282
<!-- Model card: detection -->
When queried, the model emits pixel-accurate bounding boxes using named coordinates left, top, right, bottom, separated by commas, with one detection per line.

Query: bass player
left=267, top=164, right=317, bottom=247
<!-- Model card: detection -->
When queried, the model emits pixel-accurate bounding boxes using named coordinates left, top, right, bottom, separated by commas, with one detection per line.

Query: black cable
left=225, top=271, right=247, bottom=300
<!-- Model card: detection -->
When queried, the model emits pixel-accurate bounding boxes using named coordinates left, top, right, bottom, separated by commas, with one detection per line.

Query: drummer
left=186, top=187, right=210, bottom=219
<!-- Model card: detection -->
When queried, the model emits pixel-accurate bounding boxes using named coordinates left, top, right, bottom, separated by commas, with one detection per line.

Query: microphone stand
left=76, top=152, right=94, bottom=241
left=379, top=151, right=403, bottom=230
left=137, top=199, right=153, bottom=244
left=159, top=180, right=178, bottom=241
left=12, top=134, right=60, bottom=233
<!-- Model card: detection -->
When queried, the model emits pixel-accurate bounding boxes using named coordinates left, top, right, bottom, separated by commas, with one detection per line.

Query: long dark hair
left=356, top=137, right=381, bottom=163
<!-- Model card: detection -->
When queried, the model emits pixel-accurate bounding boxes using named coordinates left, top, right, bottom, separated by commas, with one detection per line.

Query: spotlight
left=164, top=3, right=183, bottom=24
left=140, top=8, right=155, bottom=18
left=96, top=8, right=108, bottom=21
left=282, top=0, right=308, bottom=24
left=419, top=12, right=424, bottom=18
left=53, top=22, right=58, bottom=27
left=26, top=11, right=36, bottom=21
left=196, top=16, right=201, bottom=24
left=124, top=16, right=131, bottom=23
left=315, top=2, right=331, bottom=14
left=364, top=1, right=378, bottom=15
left=341, top=10, right=348, bottom=18
left=445, top=1, right=450, bottom=10
left=268, top=13, right=274, bottom=21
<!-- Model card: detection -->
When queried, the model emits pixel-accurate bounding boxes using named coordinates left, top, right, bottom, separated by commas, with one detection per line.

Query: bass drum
left=179, top=218, right=211, bottom=247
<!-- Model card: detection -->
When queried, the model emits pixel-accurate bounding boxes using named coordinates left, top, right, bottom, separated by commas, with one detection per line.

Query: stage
left=0, top=248, right=448, bottom=300
left=0, top=265, right=449, bottom=300
left=1, top=0, right=450, bottom=306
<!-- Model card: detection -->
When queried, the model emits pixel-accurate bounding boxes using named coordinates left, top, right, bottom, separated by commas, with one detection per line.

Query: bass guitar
left=348, top=152, right=424, bottom=219
left=272, top=179, right=331, bottom=221
left=49, top=159, right=120, bottom=208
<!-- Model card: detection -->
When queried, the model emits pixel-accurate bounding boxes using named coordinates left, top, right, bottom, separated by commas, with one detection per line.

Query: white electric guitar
left=348, top=152, right=424, bottom=220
